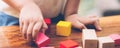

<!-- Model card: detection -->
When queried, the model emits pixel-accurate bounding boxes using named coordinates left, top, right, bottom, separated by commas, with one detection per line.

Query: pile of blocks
left=82, top=29, right=120, bottom=48
left=34, top=19, right=120, bottom=48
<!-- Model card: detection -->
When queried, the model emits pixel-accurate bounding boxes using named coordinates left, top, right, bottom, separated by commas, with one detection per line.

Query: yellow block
left=56, top=21, right=71, bottom=36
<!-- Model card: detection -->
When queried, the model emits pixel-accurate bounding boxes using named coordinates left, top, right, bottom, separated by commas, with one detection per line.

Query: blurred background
left=78, top=0, right=120, bottom=17
left=0, top=0, right=120, bottom=17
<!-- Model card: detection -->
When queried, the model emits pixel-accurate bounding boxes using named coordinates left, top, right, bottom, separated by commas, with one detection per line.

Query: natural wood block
left=56, top=21, right=71, bottom=36
left=35, top=32, right=50, bottom=48
left=108, top=34, right=120, bottom=45
left=60, top=40, right=78, bottom=48
left=98, top=37, right=115, bottom=48
left=82, top=29, right=98, bottom=48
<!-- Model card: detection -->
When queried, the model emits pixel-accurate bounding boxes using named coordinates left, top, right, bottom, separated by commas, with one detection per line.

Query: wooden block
left=108, top=34, right=120, bottom=45
left=44, top=18, right=51, bottom=33
left=98, top=37, right=115, bottom=48
left=75, top=46, right=82, bottom=48
left=82, top=29, right=98, bottom=48
left=35, top=32, right=50, bottom=48
left=56, top=21, right=71, bottom=36
left=60, top=40, right=78, bottom=48
left=44, top=18, right=51, bottom=25
left=41, top=47, right=55, bottom=48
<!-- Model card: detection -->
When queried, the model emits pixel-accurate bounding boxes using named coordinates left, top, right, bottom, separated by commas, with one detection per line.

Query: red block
left=35, top=32, right=50, bottom=48
left=44, top=18, right=51, bottom=25
left=44, top=18, right=51, bottom=33
left=60, top=40, right=78, bottom=48
left=41, top=47, right=55, bottom=48
left=108, top=34, right=120, bottom=45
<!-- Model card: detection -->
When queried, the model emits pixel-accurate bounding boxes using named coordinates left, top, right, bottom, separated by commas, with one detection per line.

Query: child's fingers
left=26, top=22, right=35, bottom=42
left=22, top=21, right=28, bottom=39
left=91, top=17, right=102, bottom=30
left=94, top=21, right=102, bottom=31
left=32, top=22, right=42, bottom=40
left=19, top=19, right=23, bottom=33
left=41, top=21, right=48, bottom=33
left=78, top=23, right=87, bottom=29
left=72, top=21, right=87, bottom=30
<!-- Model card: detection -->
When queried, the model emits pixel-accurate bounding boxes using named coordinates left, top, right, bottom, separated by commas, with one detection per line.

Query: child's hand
left=19, top=3, right=48, bottom=42
left=65, top=14, right=102, bottom=30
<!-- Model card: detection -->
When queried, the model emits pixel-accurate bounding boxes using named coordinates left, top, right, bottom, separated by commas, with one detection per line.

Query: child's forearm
left=3, top=0, right=37, bottom=11
left=64, top=0, right=80, bottom=17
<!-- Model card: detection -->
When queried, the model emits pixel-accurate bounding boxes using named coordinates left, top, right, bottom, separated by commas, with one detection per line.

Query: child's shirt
left=1, top=0, right=67, bottom=18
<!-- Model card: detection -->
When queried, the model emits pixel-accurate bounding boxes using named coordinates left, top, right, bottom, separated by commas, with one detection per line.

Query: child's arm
left=64, top=0, right=102, bottom=30
left=3, top=0, right=34, bottom=11
left=3, top=0, right=48, bottom=42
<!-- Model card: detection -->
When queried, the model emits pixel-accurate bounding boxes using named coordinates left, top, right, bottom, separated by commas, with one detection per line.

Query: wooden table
left=0, top=16, right=120, bottom=48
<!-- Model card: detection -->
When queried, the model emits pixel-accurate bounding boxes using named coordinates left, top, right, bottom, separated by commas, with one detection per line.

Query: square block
left=75, top=46, right=82, bottom=48
left=98, top=37, right=115, bottom=48
left=108, top=34, right=120, bottom=45
left=82, top=29, right=98, bottom=48
left=60, top=40, right=78, bottom=48
left=44, top=18, right=51, bottom=25
left=41, top=47, right=55, bottom=48
left=56, top=21, right=71, bottom=36
left=35, top=32, right=50, bottom=48
left=44, top=18, right=51, bottom=33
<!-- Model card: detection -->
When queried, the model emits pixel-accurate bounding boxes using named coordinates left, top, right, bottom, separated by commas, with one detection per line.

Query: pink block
left=41, top=47, right=55, bottom=48
left=60, top=40, right=78, bottom=48
left=44, top=18, right=51, bottom=25
left=109, top=34, right=120, bottom=45
left=35, top=32, right=50, bottom=48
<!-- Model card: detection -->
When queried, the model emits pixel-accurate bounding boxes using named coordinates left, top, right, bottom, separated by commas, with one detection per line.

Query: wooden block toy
left=35, top=32, right=50, bottom=48
left=98, top=37, right=115, bottom=48
left=82, top=29, right=98, bottom=48
left=60, top=40, right=78, bottom=48
left=44, top=18, right=51, bottom=25
left=56, top=21, right=71, bottom=36
left=108, top=34, right=120, bottom=45
left=41, top=47, right=55, bottom=48
left=75, top=46, right=82, bottom=48
left=44, top=18, right=51, bottom=33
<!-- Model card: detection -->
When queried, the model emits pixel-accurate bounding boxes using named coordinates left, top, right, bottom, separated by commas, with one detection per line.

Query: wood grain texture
left=0, top=16, right=120, bottom=48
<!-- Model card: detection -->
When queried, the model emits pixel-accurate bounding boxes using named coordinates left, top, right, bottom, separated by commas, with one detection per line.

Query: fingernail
left=98, top=27, right=102, bottom=30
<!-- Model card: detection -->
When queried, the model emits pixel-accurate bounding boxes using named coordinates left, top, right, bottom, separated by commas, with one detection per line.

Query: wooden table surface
left=0, top=16, right=120, bottom=48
